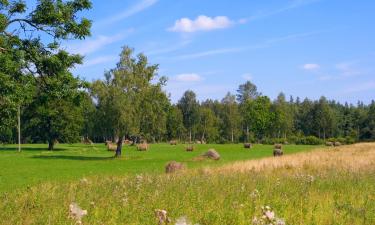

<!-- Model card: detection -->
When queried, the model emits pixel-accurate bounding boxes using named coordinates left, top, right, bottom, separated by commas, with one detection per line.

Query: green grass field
left=0, top=143, right=316, bottom=193
left=0, top=143, right=374, bottom=225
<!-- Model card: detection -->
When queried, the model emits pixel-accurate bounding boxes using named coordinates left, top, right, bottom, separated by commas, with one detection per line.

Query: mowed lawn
left=0, top=143, right=317, bottom=192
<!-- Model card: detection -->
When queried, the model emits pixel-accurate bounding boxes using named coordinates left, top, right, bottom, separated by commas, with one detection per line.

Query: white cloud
left=168, top=15, right=233, bottom=33
left=80, top=55, right=118, bottom=68
left=242, top=73, right=253, bottom=80
left=97, top=0, right=158, bottom=26
left=303, top=63, right=320, bottom=70
left=174, top=73, right=202, bottom=82
left=66, top=29, right=133, bottom=55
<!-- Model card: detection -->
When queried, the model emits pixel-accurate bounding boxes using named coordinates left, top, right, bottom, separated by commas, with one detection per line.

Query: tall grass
left=0, top=143, right=374, bottom=224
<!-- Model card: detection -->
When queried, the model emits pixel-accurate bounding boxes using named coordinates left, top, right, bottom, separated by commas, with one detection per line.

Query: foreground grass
left=0, top=143, right=374, bottom=224
left=0, top=143, right=315, bottom=192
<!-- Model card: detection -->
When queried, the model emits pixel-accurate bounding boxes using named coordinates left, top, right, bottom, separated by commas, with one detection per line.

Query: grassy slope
left=0, top=143, right=374, bottom=225
left=0, top=143, right=315, bottom=192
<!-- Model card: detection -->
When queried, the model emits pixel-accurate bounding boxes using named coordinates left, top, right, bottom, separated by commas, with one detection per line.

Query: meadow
left=0, top=143, right=374, bottom=225
left=0, top=143, right=315, bottom=193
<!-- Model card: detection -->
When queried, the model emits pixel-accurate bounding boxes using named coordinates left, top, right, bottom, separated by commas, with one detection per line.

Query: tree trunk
left=115, top=136, right=124, bottom=158
left=17, top=105, right=21, bottom=152
left=48, top=140, right=54, bottom=151
left=246, top=125, right=249, bottom=142
left=189, top=128, right=192, bottom=143
left=231, top=128, right=234, bottom=143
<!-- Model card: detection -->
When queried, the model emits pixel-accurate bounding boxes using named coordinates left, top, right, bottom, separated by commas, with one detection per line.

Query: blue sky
left=63, top=0, right=375, bottom=103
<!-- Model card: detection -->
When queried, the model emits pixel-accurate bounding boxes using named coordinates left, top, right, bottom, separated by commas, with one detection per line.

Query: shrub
left=296, top=136, right=323, bottom=145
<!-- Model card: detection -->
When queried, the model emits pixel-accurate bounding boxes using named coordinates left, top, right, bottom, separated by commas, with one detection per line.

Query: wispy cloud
left=80, top=55, right=118, bottom=68
left=174, top=73, right=203, bottom=82
left=168, top=15, right=233, bottom=33
left=302, top=63, right=320, bottom=70
left=96, top=0, right=158, bottom=27
left=240, top=0, right=321, bottom=23
left=145, top=40, right=192, bottom=56
left=336, top=62, right=362, bottom=77
left=66, top=29, right=134, bottom=55
left=345, top=81, right=375, bottom=93
left=166, top=31, right=319, bottom=60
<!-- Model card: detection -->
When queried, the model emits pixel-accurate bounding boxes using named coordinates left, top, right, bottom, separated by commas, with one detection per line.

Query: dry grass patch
left=217, top=143, right=375, bottom=173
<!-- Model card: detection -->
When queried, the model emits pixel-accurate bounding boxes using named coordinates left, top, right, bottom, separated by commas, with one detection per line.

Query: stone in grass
left=69, top=202, right=87, bottom=224
left=165, top=161, right=186, bottom=173
left=274, top=144, right=282, bottom=150
left=202, top=149, right=220, bottom=160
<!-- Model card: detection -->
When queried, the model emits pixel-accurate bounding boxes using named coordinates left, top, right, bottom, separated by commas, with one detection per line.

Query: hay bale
left=273, top=148, right=283, bottom=157
left=123, top=139, right=132, bottom=144
left=137, top=143, right=149, bottom=151
left=105, top=140, right=112, bottom=146
left=326, top=141, right=334, bottom=147
left=107, top=143, right=117, bottom=151
left=196, top=140, right=202, bottom=144
left=165, top=161, right=185, bottom=173
left=169, top=140, right=177, bottom=145
left=244, top=143, right=252, bottom=149
left=186, top=145, right=194, bottom=152
left=202, top=149, right=220, bottom=160
left=274, top=144, right=282, bottom=150
left=334, top=142, right=342, bottom=147
left=82, top=138, right=93, bottom=145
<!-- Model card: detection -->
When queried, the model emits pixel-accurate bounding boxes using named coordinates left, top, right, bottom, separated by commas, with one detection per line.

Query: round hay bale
left=273, top=148, right=283, bottom=157
left=105, top=141, right=112, bottom=146
left=137, top=143, right=149, bottom=151
left=334, top=142, right=342, bottom=147
left=325, top=141, right=334, bottom=147
left=203, top=149, right=220, bottom=160
left=196, top=140, right=202, bottom=144
left=169, top=140, right=177, bottom=145
left=244, top=143, right=252, bottom=149
left=107, top=143, right=117, bottom=151
left=186, top=145, right=194, bottom=152
left=165, top=161, right=185, bottom=173
left=274, top=144, right=282, bottom=150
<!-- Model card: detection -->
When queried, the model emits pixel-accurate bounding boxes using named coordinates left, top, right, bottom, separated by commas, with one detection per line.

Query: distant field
left=0, top=143, right=373, bottom=225
left=0, top=143, right=316, bottom=192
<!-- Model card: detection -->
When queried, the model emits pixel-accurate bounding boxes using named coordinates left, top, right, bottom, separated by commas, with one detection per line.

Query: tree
left=313, top=97, right=335, bottom=140
left=23, top=51, right=87, bottom=150
left=221, top=92, right=241, bottom=142
left=243, top=96, right=273, bottom=140
left=91, top=47, right=166, bottom=157
left=197, top=107, right=219, bottom=143
left=271, top=93, right=294, bottom=138
left=0, top=0, right=92, bottom=150
left=177, top=90, right=199, bottom=142
left=236, top=81, right=261, bottom=104
left=166, top=106, right=185, bottom=141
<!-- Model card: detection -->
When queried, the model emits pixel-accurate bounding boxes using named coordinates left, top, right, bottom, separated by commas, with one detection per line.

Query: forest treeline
left=2, top=45, right=375, bottom=148
left=1, top=1, right=375, bottom=153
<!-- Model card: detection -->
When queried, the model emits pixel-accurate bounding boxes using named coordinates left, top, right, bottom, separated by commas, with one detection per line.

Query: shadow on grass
left=0, top=146, right=67, bottom=152
left=32, top=155, right=114, bottom=161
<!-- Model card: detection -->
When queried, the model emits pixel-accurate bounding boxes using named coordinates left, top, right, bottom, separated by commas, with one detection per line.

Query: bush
left=296, top=136, right=323, bottom=145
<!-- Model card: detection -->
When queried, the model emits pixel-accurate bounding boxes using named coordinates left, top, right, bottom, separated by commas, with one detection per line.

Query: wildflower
left=69, top=202, right=87, bottom=224
left=155, top=209, right=171, bottom=225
